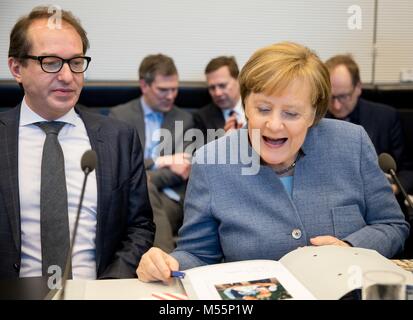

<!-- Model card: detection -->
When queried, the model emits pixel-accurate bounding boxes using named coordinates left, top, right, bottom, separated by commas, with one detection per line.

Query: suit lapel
left=78, top=109, right=109, bottom=271
left=133, top=99, right=146, bottom=148
left=210, top=104, right=225, bottom=129
left=0, top=106, right=21, bottom=252
left=161, top=107, right=178, bottom=154
left=356, top=100, right=377, bottom=145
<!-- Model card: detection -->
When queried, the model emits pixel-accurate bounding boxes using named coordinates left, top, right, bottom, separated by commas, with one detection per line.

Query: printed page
left=279, top=245, right=413, bottom=300
left=181, top=260, right=315, bottom=300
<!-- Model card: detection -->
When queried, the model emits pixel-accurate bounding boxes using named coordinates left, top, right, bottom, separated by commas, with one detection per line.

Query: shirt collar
left=19, top=96, right=78, bottom=127
left=233, top=98, right=244, bottom=117
left=140, top=97, right=163, bottom=119
left=223, top=98, right=245, bottom=122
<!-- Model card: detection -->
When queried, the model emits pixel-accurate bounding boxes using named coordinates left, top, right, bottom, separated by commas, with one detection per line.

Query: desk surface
left=60, top=278, right=186, bottom=300
left=0, top=276, right=51, bottom=300
left=61, top=258, right=413, bottom=300
left=2, top=258, right=412, bottom=300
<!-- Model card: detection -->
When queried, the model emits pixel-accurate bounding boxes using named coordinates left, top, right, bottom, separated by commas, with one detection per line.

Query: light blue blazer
left=171, top=119, right=409, bottom=270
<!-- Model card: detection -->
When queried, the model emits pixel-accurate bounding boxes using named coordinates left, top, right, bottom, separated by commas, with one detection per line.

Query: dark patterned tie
left=35, top=121, right=71, bottom=278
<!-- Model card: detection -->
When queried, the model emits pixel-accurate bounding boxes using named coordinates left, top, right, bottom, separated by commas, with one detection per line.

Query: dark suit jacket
left=193, top=103, right=225, bottom=132
left=109, top=98, right=194, bottom=199
left=326, top=98, right=413, bottom=193
left=193, top=103, right=226, bottom=144
left=0, top=105, right=155, bottom=280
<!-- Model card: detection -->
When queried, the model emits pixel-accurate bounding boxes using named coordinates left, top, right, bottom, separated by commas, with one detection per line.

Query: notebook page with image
left=180, top=246, right=413, bottom=300
left=180, top=259, right=315, bottom=300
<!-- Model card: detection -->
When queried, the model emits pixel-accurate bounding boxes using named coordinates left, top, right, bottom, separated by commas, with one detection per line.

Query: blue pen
left=171, top=271, right=185, bottom=279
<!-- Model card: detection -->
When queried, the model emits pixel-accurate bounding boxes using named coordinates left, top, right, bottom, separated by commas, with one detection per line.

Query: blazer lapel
left=210, top=104, right=225, bottom=129
left=0, top=106, right=21, bottom=252
left=161, top=107, right=178, bottom=154
left=78, top=109, right=110, bottom=272
left=133, top=99, right=146, bottom=148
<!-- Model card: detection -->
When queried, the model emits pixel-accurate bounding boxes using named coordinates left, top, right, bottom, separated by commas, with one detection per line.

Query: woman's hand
left=136, top=247, right=180, bottom=283
left=310, top=235, right=351, bottom=247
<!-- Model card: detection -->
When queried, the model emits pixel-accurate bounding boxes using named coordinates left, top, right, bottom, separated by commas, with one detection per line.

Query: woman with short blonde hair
left=137, top=42, right=409, bottom=283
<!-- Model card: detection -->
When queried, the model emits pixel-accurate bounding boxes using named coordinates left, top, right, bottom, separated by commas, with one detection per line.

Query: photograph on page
left=180, top=260, right=315, bottom=300
left=215, top=277, right=292, bottom=300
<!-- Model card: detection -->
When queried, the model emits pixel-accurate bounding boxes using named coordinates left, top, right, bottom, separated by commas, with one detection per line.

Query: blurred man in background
left=110, top=54, right=193, bottom=252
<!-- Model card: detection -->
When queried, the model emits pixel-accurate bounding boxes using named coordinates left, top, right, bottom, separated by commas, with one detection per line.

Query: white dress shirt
left=222, top=99, right=245, bottom=125
left=19, top=98, right=98, bottom=279
left=141, top=98, right=164, bottom=159
left=141, top=98, right=181, bottom=202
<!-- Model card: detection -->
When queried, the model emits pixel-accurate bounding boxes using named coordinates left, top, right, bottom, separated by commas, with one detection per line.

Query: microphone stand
left=389, top=168, right=413, bottom=210
left=60, top=167, right=92, bottom=300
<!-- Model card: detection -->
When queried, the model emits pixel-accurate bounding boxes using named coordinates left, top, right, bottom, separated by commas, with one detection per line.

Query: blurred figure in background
left=193, top=56, right=245, bottom=144
left=110, top=54, right=193, bottom=252
left=325, top=54, right=413, bottom=196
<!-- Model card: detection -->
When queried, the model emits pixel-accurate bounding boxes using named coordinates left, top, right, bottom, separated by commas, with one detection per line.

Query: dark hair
left=139, top=54, right=178, bottom=85
left=9, top=5, right=89, bottom=66
left=205, top=56, right=239, bottom=79
left=324, top=54, right=361, bottom=86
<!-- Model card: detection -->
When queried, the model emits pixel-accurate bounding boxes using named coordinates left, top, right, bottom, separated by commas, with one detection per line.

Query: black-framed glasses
left=330, top=87, right=355, bottom=104
left=22, top=55, right=91, bottom=73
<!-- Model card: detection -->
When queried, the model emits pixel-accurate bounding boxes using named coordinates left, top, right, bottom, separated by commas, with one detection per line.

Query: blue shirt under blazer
left=171, top=119, right=410, bottom=270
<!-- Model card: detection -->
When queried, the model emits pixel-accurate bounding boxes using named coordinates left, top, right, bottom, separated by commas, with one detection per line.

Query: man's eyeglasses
left=153, top=86, right=178, bottom=96
left=208, top=82, right=228, bottom=91
left=22, top=55, right=91, bottom=73
left=330, top=87, right=355, bottom=104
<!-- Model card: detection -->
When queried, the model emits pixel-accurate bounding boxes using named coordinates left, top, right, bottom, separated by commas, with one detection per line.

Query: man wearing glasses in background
left=325, top=55, right=413, bottom=257
left=193, top=56, right=245, bottom=144
left=325, top=54, right=413, bottom=196
left=0, top=6, right=154, bottom=280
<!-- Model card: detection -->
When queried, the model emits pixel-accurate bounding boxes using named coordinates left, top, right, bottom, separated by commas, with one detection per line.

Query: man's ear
left=8, top=57, right=23, bottom=84
left=354, top=81, right=362, bottom=98
left=139, top=79, right=149, bottom=94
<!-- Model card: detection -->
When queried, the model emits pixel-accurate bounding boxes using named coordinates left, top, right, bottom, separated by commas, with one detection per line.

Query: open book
left=180, top=245, right=413, bottom=300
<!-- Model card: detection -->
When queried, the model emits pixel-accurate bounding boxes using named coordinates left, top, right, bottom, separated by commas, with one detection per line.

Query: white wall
left=1, top=0, right=411, bottom=83
left=376, top=0, right=413, bottom=83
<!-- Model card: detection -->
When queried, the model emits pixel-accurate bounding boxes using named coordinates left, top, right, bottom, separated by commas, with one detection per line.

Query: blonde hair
left=239, top=42, right=331, bottom=125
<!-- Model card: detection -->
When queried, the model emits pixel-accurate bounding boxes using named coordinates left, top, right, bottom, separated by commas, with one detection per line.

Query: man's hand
left=155, top=153, right=192, bottom=180
left=391, top=183, right=399, bottom=194
left=310, top=235, right=351, bottom=247
left=224, top=114, right=243, bottom=132
left=169, top=162, right=191, bottom=180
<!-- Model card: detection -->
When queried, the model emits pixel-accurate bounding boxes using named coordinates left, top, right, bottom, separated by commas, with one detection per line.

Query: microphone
left=81, top=149, right=97, bottom=174
left=378, top=153, right=413, bottom=211
left=60, top=150, right=97, bottom=300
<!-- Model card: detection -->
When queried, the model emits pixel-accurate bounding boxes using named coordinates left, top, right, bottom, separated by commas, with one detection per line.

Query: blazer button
left=13, top=263, right=20, bottom=271
left=292, top=229, right=302, bottom=239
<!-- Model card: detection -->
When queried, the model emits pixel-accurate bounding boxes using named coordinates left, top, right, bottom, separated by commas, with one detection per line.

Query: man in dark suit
left=110, top=54, right=194, bottom=252
left=325, top=54, right=413, bottom=195
left=193, top=56, right=245, bottom=144
left=0, top=6, right=154, bottom=280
